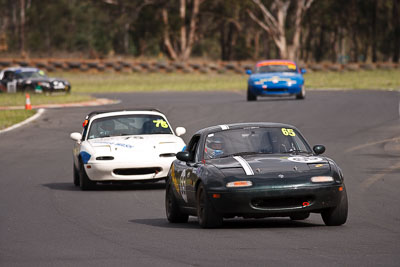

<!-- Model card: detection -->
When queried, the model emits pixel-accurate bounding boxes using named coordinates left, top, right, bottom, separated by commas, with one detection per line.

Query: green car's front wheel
left=196, top=183, right=223, bottom=228
left=321, top=188, right=348, bottom=226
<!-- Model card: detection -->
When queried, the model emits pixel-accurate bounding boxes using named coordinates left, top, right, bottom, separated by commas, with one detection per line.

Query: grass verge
left=305, top=69, right=400, bottom=89
left=0, top=93, right=92, bottom=130
left=57, top=69, right=400, bottom=93
left=0, top=109, right=36, bottom=130
left=0, top=93, right=93, bottom=107
left=57, top=72, right=247, bottom=93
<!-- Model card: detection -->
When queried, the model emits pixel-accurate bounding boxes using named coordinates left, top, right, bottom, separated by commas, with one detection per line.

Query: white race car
left=70, top=109, right=186, bottom=190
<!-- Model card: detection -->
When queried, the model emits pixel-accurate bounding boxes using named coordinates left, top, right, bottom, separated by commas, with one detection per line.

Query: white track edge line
left=0, top=108, right=46, bottom=134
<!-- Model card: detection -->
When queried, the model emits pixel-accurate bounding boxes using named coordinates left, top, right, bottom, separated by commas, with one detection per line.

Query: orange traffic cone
left=25, top=93, right=32, bottom=110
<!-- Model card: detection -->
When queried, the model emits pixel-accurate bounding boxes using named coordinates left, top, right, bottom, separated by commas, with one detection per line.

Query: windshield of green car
left=87, top=114, right=173, bottom=139
left=204, top=127, right=311, bottom=159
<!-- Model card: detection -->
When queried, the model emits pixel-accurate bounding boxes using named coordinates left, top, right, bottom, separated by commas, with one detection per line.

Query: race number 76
left=153, top=119, right=168, bottom=128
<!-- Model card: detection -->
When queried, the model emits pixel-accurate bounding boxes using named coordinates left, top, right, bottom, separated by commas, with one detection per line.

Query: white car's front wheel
left=73, top=163, right=79, bottom=186
left=79, top=161, right=96, bottom=191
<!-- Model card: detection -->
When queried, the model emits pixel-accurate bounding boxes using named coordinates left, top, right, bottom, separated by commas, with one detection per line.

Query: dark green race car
left=165, top=123, right=348, bottom=228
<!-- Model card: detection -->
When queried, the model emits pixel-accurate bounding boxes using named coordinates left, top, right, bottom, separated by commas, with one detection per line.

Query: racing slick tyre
left=247, top=87, right=257, bottom=101
left=165, top=184, right=189, bottom=223
left=290, top=212, right=310, bottom=221
left=196, top=183, right=223, bottom=228
left=321, top=188, right=348, bottom=226
left=296, top=86, right=306, bottom=100
left=73, top=164, right=80, bottom=186
left=79, top=160, right=96, bottom=191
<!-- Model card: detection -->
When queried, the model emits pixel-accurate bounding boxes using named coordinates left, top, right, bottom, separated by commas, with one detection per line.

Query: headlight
left=287, top=80, right=297, bottom=86
left=311, top=176, right=334, bottom=183
left=226, top=181, right=253, bottom=188
left=253, top=81, right=263, bottom=85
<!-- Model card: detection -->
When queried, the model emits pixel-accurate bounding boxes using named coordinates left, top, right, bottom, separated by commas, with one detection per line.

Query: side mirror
left=176, top=151, right=190, bottom=162
left=300, top=68, right=307, bottom=74
left=313, top=145, right=325, bottom=155
left=175, top=127, right=186, bottom=137
left=246, top=69, right=252, bottom=75
left=70, top=132, right=82, bottom=141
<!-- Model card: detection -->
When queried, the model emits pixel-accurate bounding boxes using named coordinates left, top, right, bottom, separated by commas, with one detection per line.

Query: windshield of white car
left=87, top=114, right=173, bottom=139
left=255, top=64, right=297, bottom=73
left=204, top=127, right=311, bottom=159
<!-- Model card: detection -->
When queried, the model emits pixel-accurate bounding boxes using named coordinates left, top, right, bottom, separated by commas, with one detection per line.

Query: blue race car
left=246, top=60, right=306, bottom=101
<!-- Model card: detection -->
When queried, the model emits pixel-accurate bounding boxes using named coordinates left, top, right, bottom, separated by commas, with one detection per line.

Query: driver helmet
left=100, top=119, right=114, bottom=132
left=206, top=136, right=224, bottom=158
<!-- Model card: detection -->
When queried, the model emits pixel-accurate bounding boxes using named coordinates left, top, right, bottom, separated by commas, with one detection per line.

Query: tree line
left=0, top=0, right=399, bottom=63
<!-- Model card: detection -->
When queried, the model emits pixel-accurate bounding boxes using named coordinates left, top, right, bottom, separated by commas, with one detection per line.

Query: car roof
left=86, top=109, right=165, bottom=120
left=2, top=67, right=40, bottom=72
left=256, top=60, right=297, bottom=67
left=194, top=122, right=299, bottom=136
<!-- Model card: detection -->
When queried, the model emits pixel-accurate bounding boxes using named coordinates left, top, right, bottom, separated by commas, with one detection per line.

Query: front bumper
left=84, top=158, right=174, bottom=181
left=249, top=84, right=302, bottom=96
left=207, top=184, right=344, bottom=217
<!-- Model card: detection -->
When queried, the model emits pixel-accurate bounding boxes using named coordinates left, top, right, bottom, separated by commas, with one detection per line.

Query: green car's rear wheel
left=165, top=183, right=189, bottom=223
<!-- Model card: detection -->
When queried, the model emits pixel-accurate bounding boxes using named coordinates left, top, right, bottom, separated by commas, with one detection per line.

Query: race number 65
left=281, top=128, right=296, bottom=136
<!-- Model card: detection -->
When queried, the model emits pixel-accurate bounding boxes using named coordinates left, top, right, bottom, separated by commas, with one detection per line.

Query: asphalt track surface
left=1, top=90, right=400, bottom=266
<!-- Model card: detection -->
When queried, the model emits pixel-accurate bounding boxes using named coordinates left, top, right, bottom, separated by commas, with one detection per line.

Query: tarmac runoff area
left=0, top=98, right=119, bottom=134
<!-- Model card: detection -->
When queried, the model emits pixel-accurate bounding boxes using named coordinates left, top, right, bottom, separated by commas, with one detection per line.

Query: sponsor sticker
left=92, top=141, right=134, bottom=149
left=179, top=170, right=188, bottom=202
left=287, top=156, right=323, bottom=163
